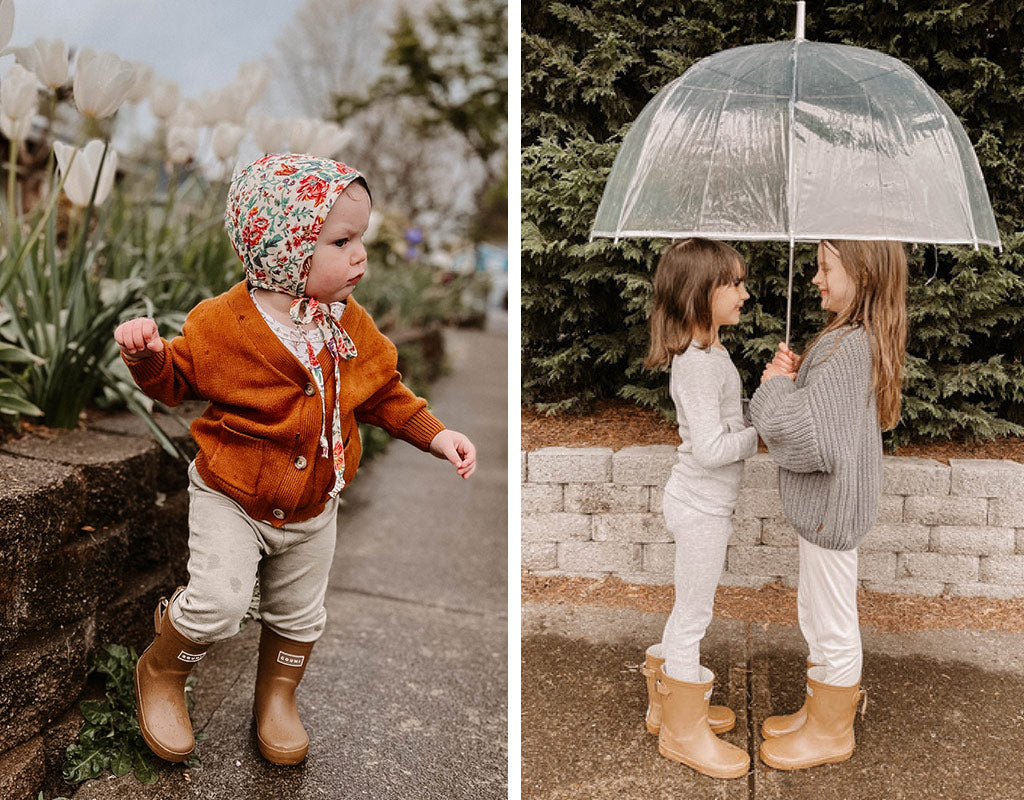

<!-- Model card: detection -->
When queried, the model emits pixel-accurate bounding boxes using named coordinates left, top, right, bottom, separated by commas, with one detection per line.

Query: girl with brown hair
left=640, top=238, right=758, bottom=779
left=750, top=239, right=908, bottom=771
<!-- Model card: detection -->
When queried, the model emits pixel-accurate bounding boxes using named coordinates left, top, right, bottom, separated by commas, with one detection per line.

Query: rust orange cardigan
left=126, top=281, right=445, bottom=526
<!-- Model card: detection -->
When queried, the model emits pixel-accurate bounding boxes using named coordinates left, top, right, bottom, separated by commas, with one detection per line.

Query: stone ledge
left=521, top=446, right=1024, bottom=597
left=0, top=411, right=193, bottom=797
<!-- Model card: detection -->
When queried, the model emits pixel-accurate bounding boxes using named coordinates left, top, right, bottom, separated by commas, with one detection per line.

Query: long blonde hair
left=644, top=238, right=745, bottom=370
left=809, top=240, right=908, bottom=431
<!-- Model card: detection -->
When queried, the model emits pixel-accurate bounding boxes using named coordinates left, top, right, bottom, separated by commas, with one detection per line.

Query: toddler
left=114, top=153, right=476, bottom=766
left=640, top=238, right=756, bottom=779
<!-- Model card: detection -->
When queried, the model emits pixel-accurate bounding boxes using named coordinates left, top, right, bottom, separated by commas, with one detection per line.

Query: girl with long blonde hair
left=640, top=238, right=758, bottom=780
left=750, top=239, right=908, bottom=771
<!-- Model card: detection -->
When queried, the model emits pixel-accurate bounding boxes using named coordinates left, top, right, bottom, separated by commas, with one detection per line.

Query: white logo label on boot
left=177, top=650, right=206, bottom=663
left=806, top=684, right=814, bottom=697
left=704, top=688, right=713, bottom=700
left=277, top=651, right=305, bottom=667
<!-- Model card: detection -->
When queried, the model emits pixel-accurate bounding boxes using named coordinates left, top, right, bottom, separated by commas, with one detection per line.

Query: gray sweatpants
left=170, top=461, right=339, bottom=644
left=660, top=494, right=733, bottom=682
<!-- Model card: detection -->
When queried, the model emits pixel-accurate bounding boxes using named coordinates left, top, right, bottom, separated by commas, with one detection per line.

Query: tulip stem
left=157, top=163, right=179, bottom=251
left=0, top=152, right=75, bottom=301
left=7, top=137, right=17, bottom=231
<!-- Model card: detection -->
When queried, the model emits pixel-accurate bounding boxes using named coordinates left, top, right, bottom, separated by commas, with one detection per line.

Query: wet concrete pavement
left=522, top=602, right=1024, bottom=800
left=71, top=314, right=508, bottom=800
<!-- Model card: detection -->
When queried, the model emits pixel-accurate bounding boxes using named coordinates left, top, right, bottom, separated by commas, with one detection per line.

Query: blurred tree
left=272, top=0, right=394, bottom=116
left=335, top=0, right=507, bottom=245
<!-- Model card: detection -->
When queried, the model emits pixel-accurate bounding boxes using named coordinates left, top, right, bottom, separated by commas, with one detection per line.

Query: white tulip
left=53, top=139, right=118, bottom=207
left=1, top=64, right=39, bottom=122
left=235, top=61, right=270, bottom=107
left=194, top=88, right=222, bottom=127
left=168, top=107, right=200, bottom=131
left=210, top=83, right=250, bottom=125
left=28, top=39, right=69, bottom=89
left=212, top=121, right=246, bottom=162
left=288, top=118, right=314, bottom=155
left=0, top=0, right=14, bottom=54
left=202, top=159, right=227, bottom=183
left=306, top=120, right=350, bottom=158
left=166, top=125, right=198, bottom=165
left=125, top=62, right=153, bottom=103
left=250, top=115, right=289, bottom=154
left=363, top=210, right=382, bottom=245
left=149, top=79, right=180, bottom=120
left=73, top=48, right=134, bottom=118
left=0, top=111, right=32, bottom=142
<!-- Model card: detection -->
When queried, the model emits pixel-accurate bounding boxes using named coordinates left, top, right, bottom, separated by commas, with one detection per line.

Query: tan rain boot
left=761, top=658, right=819, bottom=738
left=759, top=667, right=866, bottom=770
left=656, top=666, right=749, bottom=779
left=643, top=644, right=736, bottom=734
left=254, top=625, right=316, bottom=765
left=134, top=588, right=212, bottom=762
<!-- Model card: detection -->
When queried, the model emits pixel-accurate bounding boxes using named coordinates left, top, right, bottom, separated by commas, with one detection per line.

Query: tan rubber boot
left=643, top=644, right=736, bottom=735
left=656, top=666, right=749, bottom=779
left=134, top=588, right=211, bottom=762
left=254, top=626, right=316, bottom=765
left=759, top=667, right=866, bottom=770
left=761, top=658, right=819, bottom=738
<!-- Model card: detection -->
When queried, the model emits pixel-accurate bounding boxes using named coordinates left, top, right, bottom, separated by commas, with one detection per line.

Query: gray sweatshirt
left=749, top=326, right=882, bottom=551
left=664, top=343, right=759, bottom=517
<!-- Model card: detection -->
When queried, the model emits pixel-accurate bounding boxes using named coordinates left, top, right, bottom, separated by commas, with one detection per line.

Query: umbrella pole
left=785, top=238, right=794, bottom=347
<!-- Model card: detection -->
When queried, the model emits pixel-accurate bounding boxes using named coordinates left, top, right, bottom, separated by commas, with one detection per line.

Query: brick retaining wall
left=0, top=407, right=200, bottom=800
left=522, top=446, right=1024, bottom=599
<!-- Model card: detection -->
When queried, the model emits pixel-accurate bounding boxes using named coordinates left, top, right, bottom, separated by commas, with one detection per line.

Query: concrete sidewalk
left=522, top=602, right=1024, bottom=800
left=72, top=314, right=508, bottom=800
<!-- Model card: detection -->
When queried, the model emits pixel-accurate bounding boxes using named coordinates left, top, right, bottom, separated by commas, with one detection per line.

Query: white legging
left=659, top=496, right=733, bottom=682
left=798, top=536, right=862, bottom=686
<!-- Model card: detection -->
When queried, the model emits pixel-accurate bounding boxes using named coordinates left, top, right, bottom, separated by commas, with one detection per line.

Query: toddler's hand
left=771, top=341, right=800, bottom=374
left=114, top=318, right=164, bottom=361
left=761, top=362, right=796, bottom=383
left=429, top=429, right=477, bottom=479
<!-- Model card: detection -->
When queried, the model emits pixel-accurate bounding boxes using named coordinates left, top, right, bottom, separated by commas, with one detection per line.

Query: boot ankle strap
left=154, top=597, right=169, bottom=634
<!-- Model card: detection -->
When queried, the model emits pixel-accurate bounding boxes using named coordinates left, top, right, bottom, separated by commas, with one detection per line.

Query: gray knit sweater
left=664, top=343, right=759, bottom=517
left=749, top=326, right=882, bottom=551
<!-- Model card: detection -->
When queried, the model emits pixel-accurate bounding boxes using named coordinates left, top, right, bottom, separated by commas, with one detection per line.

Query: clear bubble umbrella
left=591, top=3, right=1001, bottom=341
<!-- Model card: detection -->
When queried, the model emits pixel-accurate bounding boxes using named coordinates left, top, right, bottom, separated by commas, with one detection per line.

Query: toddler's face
left=305, top=183, right=371, bottom=304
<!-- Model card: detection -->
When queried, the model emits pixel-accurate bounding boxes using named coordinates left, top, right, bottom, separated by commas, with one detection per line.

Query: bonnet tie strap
left=290, top=296, right=358, bottom=497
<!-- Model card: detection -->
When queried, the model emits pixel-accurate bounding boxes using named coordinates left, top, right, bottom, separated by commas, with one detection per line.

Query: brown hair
left=644, top=238, right=746, bottom=370
left=809, top=240, right=908, bottom=431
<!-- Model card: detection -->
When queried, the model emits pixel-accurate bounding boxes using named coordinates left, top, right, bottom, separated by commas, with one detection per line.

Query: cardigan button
left=272, top=508, right=285, bottom=520
left=304, top=383, right=315, bottom=396
left=294, top=456, right=307, bottom=470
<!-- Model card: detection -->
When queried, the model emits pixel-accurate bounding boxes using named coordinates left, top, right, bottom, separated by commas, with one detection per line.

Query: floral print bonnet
left=225, top=153, right=365, bottom=496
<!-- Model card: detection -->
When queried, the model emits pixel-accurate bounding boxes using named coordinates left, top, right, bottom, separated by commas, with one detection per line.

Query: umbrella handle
left=785, top=239, right=794, bottom=347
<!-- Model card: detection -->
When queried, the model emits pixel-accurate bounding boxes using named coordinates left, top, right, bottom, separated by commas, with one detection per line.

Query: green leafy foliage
left=62, top=643, right=205, bottom=785
left=0, top=161, right=239, bottom=448
left=523, top=0, right=1024, bottom=443
left=62, top=644, right=170, bottom=785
